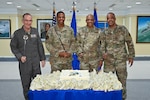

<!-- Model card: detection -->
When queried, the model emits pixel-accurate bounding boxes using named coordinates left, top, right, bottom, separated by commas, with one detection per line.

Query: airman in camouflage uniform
left=77, top=14, right=102, bottom=72
left=100, top=12, right=135, bottom=100
left=45, top=11, right=76, bottom=72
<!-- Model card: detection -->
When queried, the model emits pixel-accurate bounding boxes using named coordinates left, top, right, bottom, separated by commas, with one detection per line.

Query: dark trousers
left=19, top=59, right=41, bottom=100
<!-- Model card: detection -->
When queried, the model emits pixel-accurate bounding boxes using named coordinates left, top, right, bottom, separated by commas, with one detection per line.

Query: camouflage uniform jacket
left=100, top=25, right=135, bottom=60
left=45, top=25, right=76, bottom=64
left=77, top=26, right=101, bottom=63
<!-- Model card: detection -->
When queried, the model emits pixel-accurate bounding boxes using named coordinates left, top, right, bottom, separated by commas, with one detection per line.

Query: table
left=28, top=89, right=122, bottom=100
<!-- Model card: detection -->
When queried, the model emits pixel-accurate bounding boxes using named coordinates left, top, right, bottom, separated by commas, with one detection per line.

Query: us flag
left=52, top=2, right=56, bottom=26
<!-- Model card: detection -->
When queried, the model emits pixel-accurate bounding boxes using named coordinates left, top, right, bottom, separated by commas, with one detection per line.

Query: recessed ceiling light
left=109, top=8, right=113, bottom=10
left=36, top=8, right=40, bottom=10
left=61, top=9, right=64, bottom=11
left=136, top=2, right=141, bottom=5
left=17, top=6, right=21, bottom=8
left=7, top=1, right=12, bottom=5
left=85, top=8, right=88, bottom=11
left=127, top=6, right=132, bottom=8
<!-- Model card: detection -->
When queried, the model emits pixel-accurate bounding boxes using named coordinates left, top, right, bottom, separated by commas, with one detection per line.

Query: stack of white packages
left=30, top=69, right=122, bottom=92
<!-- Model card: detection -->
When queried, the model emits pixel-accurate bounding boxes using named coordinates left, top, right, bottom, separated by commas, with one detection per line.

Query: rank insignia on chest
left=31, top=34, right=37, bottom=38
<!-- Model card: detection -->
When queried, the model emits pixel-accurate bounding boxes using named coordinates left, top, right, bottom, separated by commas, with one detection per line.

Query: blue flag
left=94, top=8, right=98, bottom=28
left=72, top=53, right=80, bottom=70
left=71, top=8, right=77, bottom=37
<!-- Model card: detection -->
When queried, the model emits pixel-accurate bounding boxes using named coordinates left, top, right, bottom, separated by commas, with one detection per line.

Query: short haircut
left=56, top=11, right=65, bottom=17
left=107, top=12, right=116, bottom=17
left=22, top=13, right=32, bottom=19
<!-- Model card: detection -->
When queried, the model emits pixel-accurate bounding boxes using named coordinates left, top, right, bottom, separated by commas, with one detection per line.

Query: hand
left=128, top=58, right=134, bottom=67
left=41, top=60, right=46, bottom=67
left=65, top=52, right=71, bottom=58
left=21, top=56, right=26, bottom=63
left=59, top=51, right=71, bottom=58
left=97, top=60, right=103, bottom=71
left=103, top=53, right=107, bottom=60
left=99, top=60, right=103, bottom=67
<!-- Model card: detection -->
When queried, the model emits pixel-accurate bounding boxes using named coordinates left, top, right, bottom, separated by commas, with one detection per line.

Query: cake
left=30, top=70, right=122, bottom=91
left=60, top=70, right=89, bottom=81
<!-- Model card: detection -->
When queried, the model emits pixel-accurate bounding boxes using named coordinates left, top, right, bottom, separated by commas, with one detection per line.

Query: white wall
left=0, top=61, right=51, bottom=80
left=127, top=61, right=150, bottom=79
left=0, top=61, right=150, bottom=80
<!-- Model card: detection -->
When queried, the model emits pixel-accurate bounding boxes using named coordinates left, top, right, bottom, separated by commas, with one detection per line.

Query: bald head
left=86, top=14, right=94, bottom=21
left=86, top=14, right=95, bottom=28
left=107, top=12, right=116, bottom=19
left=106, top=12, right=116, bottom=28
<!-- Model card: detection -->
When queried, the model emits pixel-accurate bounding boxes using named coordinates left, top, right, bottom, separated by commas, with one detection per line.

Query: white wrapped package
left=30, top=69, right=122, bottom=91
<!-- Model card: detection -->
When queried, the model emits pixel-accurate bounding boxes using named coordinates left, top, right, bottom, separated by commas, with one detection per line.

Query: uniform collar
left=55, top=25, right=67, bottom=32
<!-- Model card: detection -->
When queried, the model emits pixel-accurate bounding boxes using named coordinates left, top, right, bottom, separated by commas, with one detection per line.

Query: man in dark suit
left=10, top=13, right=46, bottom=100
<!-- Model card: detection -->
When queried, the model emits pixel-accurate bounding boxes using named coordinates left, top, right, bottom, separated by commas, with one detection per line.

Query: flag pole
left=94, top=2, right=96, bottom=9
left=94, top=2, right=98, bottom=28
left=72, top=2, right=75, bottom=10
left=53, top=2, right=55, bottom=7
left=71, top=1, right=77, bottom=37
left=52, top=2, right=56, bottom=26
left=71, top=2, right=80, bottom=70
